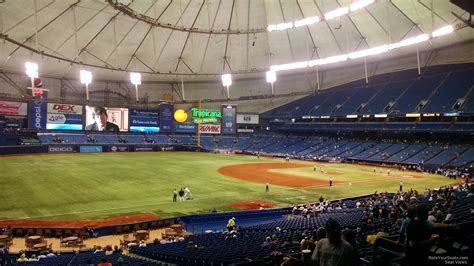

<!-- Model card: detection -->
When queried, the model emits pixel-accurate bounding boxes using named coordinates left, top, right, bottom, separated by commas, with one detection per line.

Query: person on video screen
left=85, top=107, right=119, bottom=132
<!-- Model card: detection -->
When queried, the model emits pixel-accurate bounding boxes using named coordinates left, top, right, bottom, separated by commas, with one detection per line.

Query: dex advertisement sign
left=0, top=101, right=28, bottom=116
left=28, top=99, right=47, bottom=129
left=47, top=103, right=82, bottom=114
left=47, top=103, right=83, bottom=130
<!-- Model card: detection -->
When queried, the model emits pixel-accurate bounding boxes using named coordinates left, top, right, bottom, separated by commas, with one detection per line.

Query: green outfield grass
left=0, top=152, right=459, bottom=221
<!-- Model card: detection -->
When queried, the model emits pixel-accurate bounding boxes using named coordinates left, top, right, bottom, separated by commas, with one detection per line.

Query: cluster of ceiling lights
left=218, top=25, right=454, bottom=96
left=270, top=25, right=453, bottom=72
left=267, top=0, right=375, bottom=32
left=26, top=62, right=142, bottom=102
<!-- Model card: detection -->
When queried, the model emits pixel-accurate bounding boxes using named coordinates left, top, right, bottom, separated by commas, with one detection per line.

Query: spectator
left=406, top=204, right=439, bottom=265
left=17, top=253, right=28, bottom=262
left=444, top=208, right=453, bottom=222
left=104, top=245, right=113, bottom=255
left=97, top=258, right=112, bottom=266
left=311, top=218, right=358, bottom=266
left=261, top=236, right=271, bottom=248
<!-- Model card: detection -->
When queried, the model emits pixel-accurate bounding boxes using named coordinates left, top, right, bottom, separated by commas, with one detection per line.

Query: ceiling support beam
left=74, top=7, right=124, bottom=62
left=54, top=4, right=109, bottom=53
left=0, top=72, right=28, bottom=97
left=198, top=0, right=222, bottom=73
left=278, top=0, right=295, bottom=61
left=295, top=0, right=319, bottom=59
left=106, top=0, right=264, bottom=34
left=153, top=0, right=192, bottom=72
left=125, top=26, right=153, bottom=70
left=7, top=1, right=81, bottom=59
left=312, top=0, right=344, bottom=54
left=105, top=2, right=157, bottom=66
left=390, top=0, right=426, bottom=34
left=175, top=0, right=206, bottom=73
left=222, top=0, right=236, bottom=72
left=4, top=0, right=55, bottom=33
left=33, top=0, right=39, bottom=50
left=134, top=55, right=155, bottom=72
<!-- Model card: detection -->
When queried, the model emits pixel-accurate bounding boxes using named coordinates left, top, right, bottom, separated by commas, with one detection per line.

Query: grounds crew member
left=227, top=217, right=236, bottom=232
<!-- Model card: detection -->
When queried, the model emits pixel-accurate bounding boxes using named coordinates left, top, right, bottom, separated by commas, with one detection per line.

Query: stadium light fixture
left=266, top=70, right=277, bottom=96
left=294, top=16, right=320, bottom=27
left=350, top=0, right=375, bottom=12
left=348, top=45, right=389, bottom=59
left=325, top=7, right=349, bottom=20
left=130, top=72, right=141, bottom=102
left=25, top=62, right=38, bottom=97
left=222, top=74, right=232, bottom=99
left=80, top=70, right=92, bottom=102
left=389, top=34, right=429, bottom=50
left=268, top=1, right=376, bottom=32
left=268, top=22, right=293, bottom=32
left=270, top=61, right=308, bottom=72
left=432, top=25, right=454, bottom=37
left=308, top=55, right=348, bottom=67
left=268, top=24, right=457, bottom=73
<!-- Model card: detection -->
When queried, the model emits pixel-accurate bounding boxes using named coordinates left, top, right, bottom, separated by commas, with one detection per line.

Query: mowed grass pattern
left=0, top=152, right=458, bottom=221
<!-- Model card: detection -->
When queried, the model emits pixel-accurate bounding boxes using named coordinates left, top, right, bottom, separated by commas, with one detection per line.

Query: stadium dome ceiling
left=0, top=0, right=472, bottom=82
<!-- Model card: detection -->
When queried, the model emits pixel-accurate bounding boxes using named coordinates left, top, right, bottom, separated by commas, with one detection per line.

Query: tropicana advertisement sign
left=191, top=107, right=222, bottom=124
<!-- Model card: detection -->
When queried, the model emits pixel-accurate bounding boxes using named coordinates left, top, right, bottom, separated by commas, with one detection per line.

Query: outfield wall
left=0, top=144, right=203, bottom=155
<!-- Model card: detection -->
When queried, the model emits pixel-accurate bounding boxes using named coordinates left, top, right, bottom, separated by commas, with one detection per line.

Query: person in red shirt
left=97, top=258, right=112, bottom=266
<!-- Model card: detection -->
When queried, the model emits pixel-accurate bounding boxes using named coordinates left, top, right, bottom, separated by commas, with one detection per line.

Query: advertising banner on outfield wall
left=237, top=114, right=259, bottom=124
left=134, top=146, right=155, bottom=152
left=159, top=103, right=173, bottom=132
left=80, top=146, right=103, bottom=153
left=199, top=124, right=221, bottom=134
left=109, top=145, right=129, bottom=152
left=28, top=99, right=48, bottom=129
left=174, top=123, right=196, bottom=133
left=222, top=105, right=237, bottom=134
left=48, top=146, right=77, bottom=153
left=0, top=101, right=28, bottom=116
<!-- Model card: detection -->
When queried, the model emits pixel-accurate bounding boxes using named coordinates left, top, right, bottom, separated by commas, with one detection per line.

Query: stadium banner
left=159, top=103, right=173, bottom=132
left=109, top=145, right=129, bottom=152
left=28, top=99, right=47, bottom=129
left=129, top=108, right=160, bottom=132
left=191, top=108, right=221, bottom=124
left=174, top=123, right=196, bottom=133
left=47, top=103, right=83, bottom=130
left=133, top=146, right=155, bottom=152
left=222, top=105, right=237, bottom=134
left=47, top=103, right=82, bottom=114
left=237, top=114, right=259, bottom=124
left=0, top=101, right=28, bottom=116
left=79, top=146, right=103, bottom=153
left=48, top=146, right=77, bottom=153
left=199, top=124, right=221, bottom=134
left=237, top=128, right=254, bottom=133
